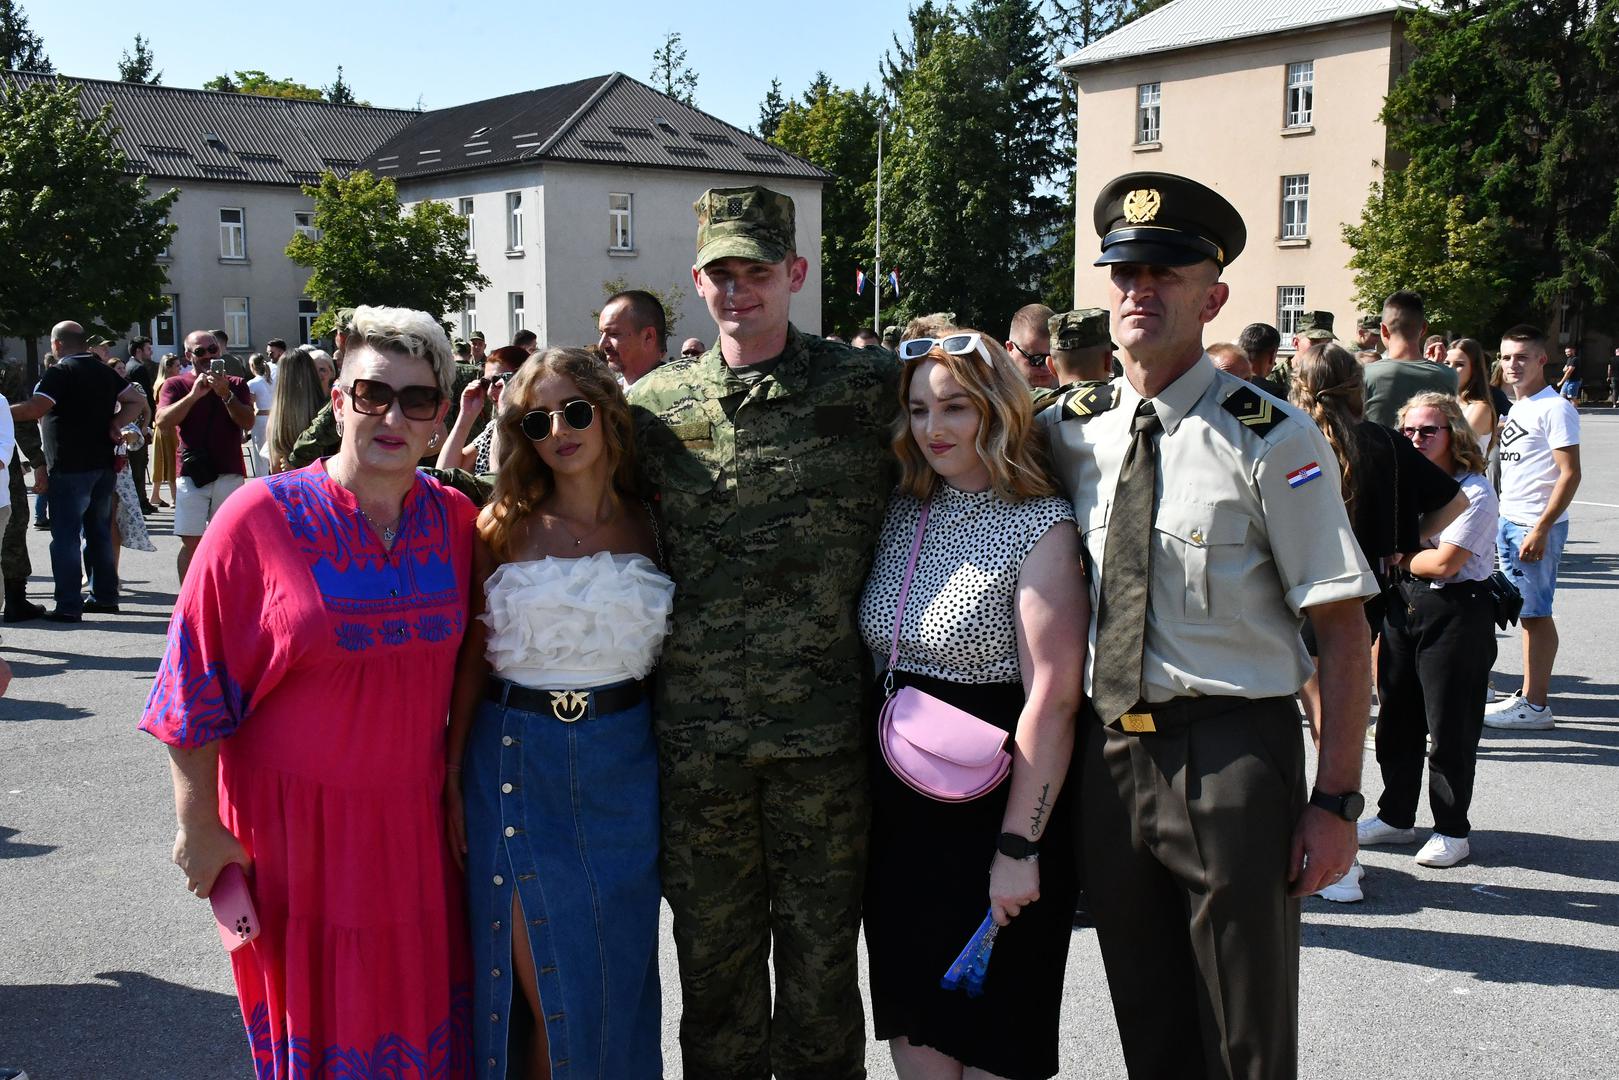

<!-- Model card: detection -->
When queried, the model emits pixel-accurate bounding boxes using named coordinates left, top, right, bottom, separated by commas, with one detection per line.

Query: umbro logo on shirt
left=1499, top=419, right=1528, bottom=447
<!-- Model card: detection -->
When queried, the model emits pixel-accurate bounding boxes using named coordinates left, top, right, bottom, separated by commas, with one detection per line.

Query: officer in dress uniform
left=1041, top=171, right=1377, bottom=1079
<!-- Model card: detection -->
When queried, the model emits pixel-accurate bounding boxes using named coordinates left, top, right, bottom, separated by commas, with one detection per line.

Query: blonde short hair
left=341, top=305, right=455, bottom=399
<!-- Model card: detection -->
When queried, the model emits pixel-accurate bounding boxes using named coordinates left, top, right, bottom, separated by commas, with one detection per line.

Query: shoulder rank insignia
left=1059, top=381, right=1115, bottom=422
left=1221, top=384, right=1284, bottom=437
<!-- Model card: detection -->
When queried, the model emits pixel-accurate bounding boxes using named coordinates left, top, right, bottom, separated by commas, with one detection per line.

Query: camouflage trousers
left=660, top=748, right=870, bottom=1080
left=3, top=455, right=30, bottom=582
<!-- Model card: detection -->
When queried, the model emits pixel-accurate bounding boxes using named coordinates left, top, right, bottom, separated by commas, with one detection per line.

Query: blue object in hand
left=940, top=910, right=1000, bottom=998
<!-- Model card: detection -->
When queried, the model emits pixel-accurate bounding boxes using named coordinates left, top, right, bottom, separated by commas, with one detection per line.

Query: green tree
left=202, top=70, right=324, bottom=101
left=1378, top=0, right=1619, bottom=335
left=286, top=170, right=488, bottom=338
left=0, top=0, right=49, bottom=73
left=770, top=80, right=880, bottom=335
left=1342, top=169, right=1511, bottom=336
left=117, top=33, right=161, bottom=84
left=650, top=32, right=698, bottom=106
left=0, top=81, right=176, bottom=381
left=756, top=78, right=785, bottom=140
left=325, top=66, right=359, bottom=106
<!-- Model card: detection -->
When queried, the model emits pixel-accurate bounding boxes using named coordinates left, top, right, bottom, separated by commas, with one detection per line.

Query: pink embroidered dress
left=140, top=461, right=476, bottom=1079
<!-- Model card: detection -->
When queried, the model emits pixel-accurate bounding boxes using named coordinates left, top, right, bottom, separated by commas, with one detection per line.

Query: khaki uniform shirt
left=1041, top=353, right=1376, bottom=702
left=629, top=326, right=900, bottom=759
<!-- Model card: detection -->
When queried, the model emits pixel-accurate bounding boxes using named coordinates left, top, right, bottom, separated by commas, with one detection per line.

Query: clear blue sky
left=30, top=0, right=918, bottom=127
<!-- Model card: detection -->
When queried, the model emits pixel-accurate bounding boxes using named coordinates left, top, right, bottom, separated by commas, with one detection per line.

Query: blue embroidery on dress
left=336, top=622, right=375, bottom=652
left=141, top=618, right=251, bottom=747
left=245, top=986, right=470, bottom=1080
left=380, top=619, right=411, bottom=646
left=414, top=614, right=454, bottom=643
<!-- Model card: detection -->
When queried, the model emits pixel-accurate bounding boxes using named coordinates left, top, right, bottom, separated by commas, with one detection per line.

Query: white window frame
left=157, top=214, right=171, bottom=259
left=297, top=298, right=319, bottom=345
left=461, top=296, right=478, bottom=341
left=1286, top=61, right=1314, bottom=128
left=1281, top=174, right=1310, bottom=239
left=505, top=191, right=523, bottom=251
left=223, top=297, right=250, bottom=348
left=152, top=294, right=179, bottom=349
left=609, top=192, right=633, bottom=251
left=1136, top=83, right=1161, bottom=144
left=1277, top=286, right=1306, bottom=338
left=293, top=211, right=319, bottom=243
left=219, top=207, right=245, bottom=260
left=458, top=196, right=476, bottom=251
left=509, top=292, right=526, bottom=337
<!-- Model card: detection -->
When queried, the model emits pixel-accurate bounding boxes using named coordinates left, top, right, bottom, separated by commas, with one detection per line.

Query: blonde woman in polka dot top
left=857, top=329, right=1088, bottom=1080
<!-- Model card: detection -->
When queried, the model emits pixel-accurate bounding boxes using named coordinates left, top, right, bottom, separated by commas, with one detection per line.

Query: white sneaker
left=1314, top=859, right=1364, bottom=903
left=1483, top=690, right=1524, bottom=715
left=1483, top=699, right=1555, bottom=730
left=1357, top=816, right=1417, bottom=845
left=1415, top=833, right=1471, bottom=867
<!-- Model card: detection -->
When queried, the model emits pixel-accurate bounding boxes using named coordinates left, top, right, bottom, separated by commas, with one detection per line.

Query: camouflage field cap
left=469, top=330, right=486, bottom=343
left=694, top=185, right=796, bottom=267
left=882, top=325, right=902, bottom=348
left=1049, top=308, right=1113, bottom=351
left=1357, top=313, right=1380, bottom=331
left=1298, top=310, right=1336, bottom=341
left=88, top=335, right=114, bottom=348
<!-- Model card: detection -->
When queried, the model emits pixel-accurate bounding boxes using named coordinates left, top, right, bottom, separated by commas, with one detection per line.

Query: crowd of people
left=0, top=170, right=1591, bottom=1080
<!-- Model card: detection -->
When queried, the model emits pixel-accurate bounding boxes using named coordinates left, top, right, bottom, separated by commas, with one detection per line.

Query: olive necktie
left=1093, top=399, right=1161, bottom=723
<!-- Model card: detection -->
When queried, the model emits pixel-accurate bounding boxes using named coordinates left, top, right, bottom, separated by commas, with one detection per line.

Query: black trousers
left=1376, top=580, right=1496, bottom=837
left=1079, top=698, right=1304, bottom=1080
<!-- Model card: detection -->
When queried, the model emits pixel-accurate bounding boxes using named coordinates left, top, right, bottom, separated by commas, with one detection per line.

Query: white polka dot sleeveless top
left=859, top=484, right=1075, bottom=684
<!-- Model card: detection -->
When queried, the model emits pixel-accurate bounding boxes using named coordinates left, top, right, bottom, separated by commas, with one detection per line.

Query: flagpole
left=874, top=102, right=886, bottom=334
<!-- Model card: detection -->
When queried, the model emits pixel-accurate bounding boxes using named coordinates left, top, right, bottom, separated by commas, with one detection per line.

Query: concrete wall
left=1068, top=18, right=1401, bottom=346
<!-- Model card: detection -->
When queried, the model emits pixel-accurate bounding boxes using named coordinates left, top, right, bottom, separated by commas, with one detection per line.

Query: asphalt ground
left=2, top=414, right=1616, bottom=1078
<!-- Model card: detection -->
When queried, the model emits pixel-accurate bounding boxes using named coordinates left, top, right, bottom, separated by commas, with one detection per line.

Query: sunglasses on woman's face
left=1400, top=424, right=1444, bottom=440
left=896, top=333, right=996, bottom=366
left=345, top=378, right=444, bottom=421
left=520, top=399, right=597, bottom=441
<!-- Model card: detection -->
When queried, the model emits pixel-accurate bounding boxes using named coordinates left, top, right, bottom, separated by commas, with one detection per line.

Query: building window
left=461, top=296, right=478, bottom=341
left=298, top=298, right=319, bottom=345
left=1286, top=61, right=1314, bottom=127
left=1281, top=174, right=1310, bottom=239
left=1136, top=83, right=1161, bottom=143
left=505, top=191, right=523, bottom=250
left=157, top=214, right=171, bottom=258
left=152, top=295, right=179, bottom=349
left=458, top=196, right=476, bottom=250
left=509, top=292, right=526, bottom=337
left=609, top=193, right=633, bottom=251
left=219, top=207, right=245, bottom=259
left=1277, top=287, right=1306, bottom=338
left=293, top=211, right=318, bottom=243
left=224, top=297, right=250, bottom=347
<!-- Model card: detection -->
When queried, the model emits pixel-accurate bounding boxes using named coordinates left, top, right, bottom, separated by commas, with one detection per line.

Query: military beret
left=694, top=185, right=796, bottom=268
left=1048, top=309, right=1113, bottom=351
left=1093, top=172, right=1246, bottom=268
left=1298, top=310, right=1336, bottom=340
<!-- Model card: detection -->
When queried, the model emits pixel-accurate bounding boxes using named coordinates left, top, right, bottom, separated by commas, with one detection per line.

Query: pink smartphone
left=210, top=863, right=260, bottom=952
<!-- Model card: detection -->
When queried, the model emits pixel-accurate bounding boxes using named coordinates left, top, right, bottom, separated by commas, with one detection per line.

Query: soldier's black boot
left=4, top=579, right=44, bottom=623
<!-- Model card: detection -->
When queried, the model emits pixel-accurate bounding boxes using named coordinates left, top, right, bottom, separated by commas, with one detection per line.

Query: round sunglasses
left=520, top=399, right=597, bottom=441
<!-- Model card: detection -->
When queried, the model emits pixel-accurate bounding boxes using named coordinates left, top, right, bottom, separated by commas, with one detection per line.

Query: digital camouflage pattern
left=628, top=326, right=900, bottom=759
left=693, top=185, right=797, bottom=267
left=1297, top=310, right=1336, bottom=341
left=1049, top=308, right=1113, bottom=351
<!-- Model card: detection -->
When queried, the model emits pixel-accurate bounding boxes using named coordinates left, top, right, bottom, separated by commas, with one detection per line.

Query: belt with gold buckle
left=484, top=677, right=645, bottom=722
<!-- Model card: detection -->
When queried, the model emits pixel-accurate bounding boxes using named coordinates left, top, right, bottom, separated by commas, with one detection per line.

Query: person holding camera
left=155, top=329, right=255, bottom=584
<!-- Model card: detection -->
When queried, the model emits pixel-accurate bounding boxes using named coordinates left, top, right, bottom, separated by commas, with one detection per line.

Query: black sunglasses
left=520, top=399, right=596, bottom=440
left=1400, top=424, right=1444, bottom=439
left=1009, top=341, right=1049, bottom=368
left=346, top=378, right=444, bottom=421
left=189, top=343, right=221, bottom=357
left=480, top=370, right=517, bottom=388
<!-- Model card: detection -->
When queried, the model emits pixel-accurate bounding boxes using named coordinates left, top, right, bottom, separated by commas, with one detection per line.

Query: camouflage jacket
left=1, top=359, right=44, bottom=466
left=628, top=326, right=901, bottom=759
left=287, top=363, right=485, bottom=470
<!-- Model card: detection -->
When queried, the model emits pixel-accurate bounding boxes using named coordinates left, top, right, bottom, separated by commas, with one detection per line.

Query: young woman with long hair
left=445, top=348, right=670, bottom=1079
left=265, top=348, right=327, bottom=473
left=1442, top=338, right=1499, bottom=452
left=148, top=353, right=183, bottom=506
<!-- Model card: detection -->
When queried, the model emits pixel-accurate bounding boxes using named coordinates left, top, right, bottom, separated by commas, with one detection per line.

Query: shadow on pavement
left=0, top=970, right=249, bottom=1077
left=0, top=696, right=93, bottom=722
left=1556, top=548, right=1619, bottom=590
left=1307, top=922, right=1619, bottom=988
left=1306, top=853, right=1619, bottom=921
left=0, top=824, right=55, bottom=860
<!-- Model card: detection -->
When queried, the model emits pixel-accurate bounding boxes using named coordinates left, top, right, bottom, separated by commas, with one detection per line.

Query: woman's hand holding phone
left=173, top=820, right=251, bottom=899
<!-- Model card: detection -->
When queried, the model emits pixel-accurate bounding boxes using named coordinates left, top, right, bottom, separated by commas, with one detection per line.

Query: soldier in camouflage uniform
left=2, top=356, right=46, bottom=621
left=628, top=185, right=900, bottom=1079
left=1269, top=309, right=1336, bottom=399
left=1034, top=308, right=1116, bottom=412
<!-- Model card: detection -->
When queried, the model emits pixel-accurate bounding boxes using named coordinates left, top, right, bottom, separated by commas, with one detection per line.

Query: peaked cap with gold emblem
left=1092, top=171, right=1247, bottom=269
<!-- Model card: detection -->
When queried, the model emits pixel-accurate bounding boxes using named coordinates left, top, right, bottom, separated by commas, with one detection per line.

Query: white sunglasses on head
left=897, top=333, right=995, bottom=366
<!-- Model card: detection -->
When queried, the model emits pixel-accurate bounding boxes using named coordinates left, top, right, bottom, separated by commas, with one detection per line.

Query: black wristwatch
left=1309, top=788, right=1365, bottom=822
left=996, top=832, right=1041, bottom=860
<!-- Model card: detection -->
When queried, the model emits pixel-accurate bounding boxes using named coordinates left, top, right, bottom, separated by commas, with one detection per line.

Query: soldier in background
left=1, top=353, right=46, bottom=622
left=1048, top=308, right=1115, bottom=388
left=1006, top=303, right=1058, bottom=391
left=629, top=185, right=899, bottom=1079
left=882, top=324, right=902, bottom=350
left=1354, top=313, right=1382, bottom=354
left=1271, top=310, right=1336, bottom=396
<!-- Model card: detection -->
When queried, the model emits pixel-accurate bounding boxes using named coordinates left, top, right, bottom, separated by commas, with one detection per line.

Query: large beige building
left=1060, top=0, right=1413, bottom=346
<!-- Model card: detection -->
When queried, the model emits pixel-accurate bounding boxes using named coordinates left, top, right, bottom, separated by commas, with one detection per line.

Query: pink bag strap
left=884, top=501, right=932, bottom=695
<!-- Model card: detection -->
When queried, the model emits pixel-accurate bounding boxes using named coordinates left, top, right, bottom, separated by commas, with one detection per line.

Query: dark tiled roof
left=363, top=72, right=830, bottom=183
left=1, top=71, right=417, bottom=186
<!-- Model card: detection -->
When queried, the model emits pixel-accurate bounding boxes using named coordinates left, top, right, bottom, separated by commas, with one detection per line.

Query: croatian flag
left=1287, top=462, right=1323, bottom=488
left=889, top=269, right=901, bottom=297
left=856, top=267, right=866, bottom=295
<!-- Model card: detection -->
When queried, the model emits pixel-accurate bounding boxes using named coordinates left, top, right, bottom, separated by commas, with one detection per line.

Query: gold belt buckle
left=549, top=690, right=589, bottom=723
left=1119, top=712, right=1156, bottom=734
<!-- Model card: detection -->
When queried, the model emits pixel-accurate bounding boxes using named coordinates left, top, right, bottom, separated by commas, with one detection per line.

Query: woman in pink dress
left=140, top=305, right=477, bottom=1078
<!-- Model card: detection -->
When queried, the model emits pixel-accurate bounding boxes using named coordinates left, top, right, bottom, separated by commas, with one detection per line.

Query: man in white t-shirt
left=1486, top=324, right=1582, bottom=730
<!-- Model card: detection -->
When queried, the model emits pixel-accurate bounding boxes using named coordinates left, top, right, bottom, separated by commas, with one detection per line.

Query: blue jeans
left=46, top=467, right=117, bottom=613
left=33, top=490, right=47, bottom=525
left=1498, top=517, right=1568, bottom=618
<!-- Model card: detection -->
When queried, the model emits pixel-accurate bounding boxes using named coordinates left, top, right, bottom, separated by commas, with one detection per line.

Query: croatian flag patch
left=1287, top=462, right=1323, bottom=488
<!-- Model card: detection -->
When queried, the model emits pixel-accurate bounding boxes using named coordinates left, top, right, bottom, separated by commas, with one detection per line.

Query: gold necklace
left=551, top=501, right=618, bottom=548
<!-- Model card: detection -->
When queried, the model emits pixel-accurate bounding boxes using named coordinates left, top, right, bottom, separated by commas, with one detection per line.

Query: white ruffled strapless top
left=481, top=552, right=675, bottom=689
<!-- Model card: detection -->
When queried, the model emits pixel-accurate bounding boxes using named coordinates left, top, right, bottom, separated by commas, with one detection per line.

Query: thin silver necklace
left=359, top=507, right=399, bottom=546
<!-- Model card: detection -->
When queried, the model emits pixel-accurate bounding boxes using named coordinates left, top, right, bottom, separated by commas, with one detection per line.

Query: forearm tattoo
left=1030, top=783, right=1052, bottom=837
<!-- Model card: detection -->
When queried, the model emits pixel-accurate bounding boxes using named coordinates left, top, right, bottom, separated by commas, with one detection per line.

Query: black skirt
left=864, top=670, right=1079, bottom=1080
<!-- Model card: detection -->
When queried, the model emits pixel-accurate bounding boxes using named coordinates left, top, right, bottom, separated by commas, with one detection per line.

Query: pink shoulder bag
left=878, top=501, right=1013, bottom=802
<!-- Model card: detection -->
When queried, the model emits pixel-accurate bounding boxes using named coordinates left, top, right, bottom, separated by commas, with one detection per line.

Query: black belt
left=484, top=676, right=644, bottom=722
left=1106, top=694, right=1281, bottom=735
left=1395, top=577, right=1491, bottom=600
